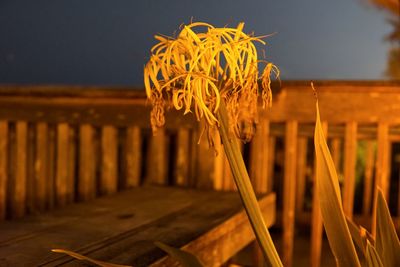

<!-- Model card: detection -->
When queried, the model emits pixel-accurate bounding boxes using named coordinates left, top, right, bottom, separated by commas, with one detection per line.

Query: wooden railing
left=0, top=81, right=400, bottom=266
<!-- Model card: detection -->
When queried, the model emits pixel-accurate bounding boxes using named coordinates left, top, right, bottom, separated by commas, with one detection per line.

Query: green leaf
left=365, top=241, right=384, bottom=267
left=314, top=100, right=361, bottom=267
left=52, top=249, right=131, bottom=267
left=154, top=242, right=204, bottom=267
left=375, top=189, right=400, bottom=267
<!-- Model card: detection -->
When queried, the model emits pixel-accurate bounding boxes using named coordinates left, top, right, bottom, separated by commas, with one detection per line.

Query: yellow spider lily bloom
left=144, top=22, right=279, bottom=143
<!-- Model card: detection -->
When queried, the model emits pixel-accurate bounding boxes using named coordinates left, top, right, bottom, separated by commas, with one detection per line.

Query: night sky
left=0, top=0, right=392, bottom=86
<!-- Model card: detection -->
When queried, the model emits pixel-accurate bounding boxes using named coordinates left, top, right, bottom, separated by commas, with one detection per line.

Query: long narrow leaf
left=155, top=242, right=204, bottom=267
left=365, top=241, right=384, bottom=267
left=375, top=189, right=400, bottom=267
left=314, top=100, right=361, bottom=267
left=346, top=217, right=372, bottom=257
left=52, top=249, right=131, bottom=267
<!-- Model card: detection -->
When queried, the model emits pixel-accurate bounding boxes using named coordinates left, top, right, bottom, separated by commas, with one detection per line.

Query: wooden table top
left=0, top=186, right=275, bottom=266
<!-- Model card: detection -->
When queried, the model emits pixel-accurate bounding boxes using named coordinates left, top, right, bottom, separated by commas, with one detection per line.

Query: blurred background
left=0, top=0, right=398, bottom=86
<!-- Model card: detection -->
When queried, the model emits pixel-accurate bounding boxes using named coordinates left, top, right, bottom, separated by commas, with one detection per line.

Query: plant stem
left=217, top=101, right=283, bottom=267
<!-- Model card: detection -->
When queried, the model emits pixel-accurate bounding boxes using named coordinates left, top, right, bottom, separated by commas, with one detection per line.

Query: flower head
left=144, top=22, right=279, bottom=143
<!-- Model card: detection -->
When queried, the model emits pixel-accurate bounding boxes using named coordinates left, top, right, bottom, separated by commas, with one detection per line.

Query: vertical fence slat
left=267, top=136, right=276, bottom=193
left=189, top=129, right=198, bottom=188
left=126, top=126, right=141, bottom=188
left=101, top=126, right=118, bottom=195
left=47, top=126, right=56, bottom=209
left=250, top=117, right=270, bottom=194
left=35, top=123, right=48, bottom=211
left=210, top=127, right=236, bottom=192
left=26, top=125, right=35, bottom=214
left=67, top=127, right=76, bottom=203
left=330, top=138, right=342, bottom=172
left=222, top=150, right=235, bottom=191
left=147, top=128, right=168, bottom=185
left=11, top=121, right=27, bottom=218
left=79, top=124, right=96, bottom=201
left=310, top=122, right=328, bottom=267
left=282, top=120, right=298, bottom=267
left=373, top=123, right=390, bottom=236
left=193, top=126, right=214, bottom=189
left=295, top=137, right=308, bottom=215
left=175, top=128, right=190, bottom=186
left=343, top=121, right=358, bottom=218
left=363, top=140, right=375, bottom=216
left=0, top=121, right=8, bottom=219
left=213, top=130, right=224, bottom=190
left=56, top=123, right=69, bottom=206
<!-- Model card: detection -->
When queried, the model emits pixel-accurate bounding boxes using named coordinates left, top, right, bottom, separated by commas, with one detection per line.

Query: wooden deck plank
left=0, top=187, right=275, bottom=267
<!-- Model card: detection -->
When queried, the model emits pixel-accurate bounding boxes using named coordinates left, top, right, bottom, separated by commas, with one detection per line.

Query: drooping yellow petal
left=144, top=21, right=278, bottom=142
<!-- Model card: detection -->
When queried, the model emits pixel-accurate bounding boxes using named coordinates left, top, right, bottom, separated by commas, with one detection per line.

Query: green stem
left=217, top=101, right=283, bottom=267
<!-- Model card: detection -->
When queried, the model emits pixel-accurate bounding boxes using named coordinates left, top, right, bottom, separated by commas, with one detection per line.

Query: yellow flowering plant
left=144, top=22, right=279, bottom=143
left=144, top=22, right=282, bottom=267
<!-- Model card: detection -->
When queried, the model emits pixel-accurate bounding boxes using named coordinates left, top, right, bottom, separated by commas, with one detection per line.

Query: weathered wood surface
left=78, top=124, right=96, bottom=201
left=282, top=121, right=298, bottom=267
left=11, top=121, right=28, bottom=219
left=125, top=126, right=142, bottom=188
left=0, top=186, right=276, bottom=267
left=265, top=81, right=400, bottom=123
left=342, top=121, right=357, bottom=218
left=101, top=125, right=118, bottom=195
left=0, top=121, right=7, bottom=220
left=0, top=86, right=193, bottom=128
left=151, top=194, right=275, bottom=267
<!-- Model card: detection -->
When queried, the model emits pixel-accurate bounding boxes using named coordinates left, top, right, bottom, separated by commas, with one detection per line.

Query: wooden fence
left=0, top=81, right=400, bottom=266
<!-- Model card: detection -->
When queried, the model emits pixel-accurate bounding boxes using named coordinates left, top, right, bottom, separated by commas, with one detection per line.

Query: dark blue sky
left=0, top=0, right=392, bottom=86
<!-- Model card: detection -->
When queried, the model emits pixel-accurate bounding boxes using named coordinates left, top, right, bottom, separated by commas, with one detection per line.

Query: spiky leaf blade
left=375, top=190, right=400, bottom=267
left=365, top=241, right=384, bottom=267
left=314, top=101, right=360, bottom=267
